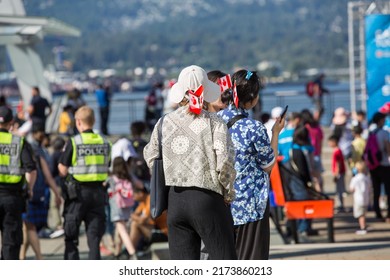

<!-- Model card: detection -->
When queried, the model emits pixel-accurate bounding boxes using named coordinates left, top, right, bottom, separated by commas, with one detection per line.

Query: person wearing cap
left=218, top=70, right=285, bottom=260
left=144, top=65, right=237, bottom=260
left=58, top=106, right=112, bottom=259
left=264, top=106, right=284, bottom=140
left=0, top=106, right=37, bottom=259
left=368, top=112, right=390, bottom=222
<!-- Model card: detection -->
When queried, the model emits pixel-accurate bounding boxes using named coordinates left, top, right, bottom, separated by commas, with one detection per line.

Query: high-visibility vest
left=69, top=133, right=111, bottom=182
left=0, top=132, right=24, bottom=183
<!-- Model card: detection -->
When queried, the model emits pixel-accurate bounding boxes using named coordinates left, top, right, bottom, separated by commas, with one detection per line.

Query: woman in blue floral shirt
left=218, top=69, right=285, bottom=260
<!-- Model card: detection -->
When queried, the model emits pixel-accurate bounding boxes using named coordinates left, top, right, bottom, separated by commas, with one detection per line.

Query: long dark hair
left=300, top=109, right=318, bottom=127
left=112, top=157, right=131, bottom=181
left=229, top=69, right=265, bottom=108
left=293, top=124, right=311, bottom=146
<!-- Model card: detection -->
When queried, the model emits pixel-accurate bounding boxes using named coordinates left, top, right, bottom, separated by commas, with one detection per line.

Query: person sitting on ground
left=129, top=183, right=168, bottom=255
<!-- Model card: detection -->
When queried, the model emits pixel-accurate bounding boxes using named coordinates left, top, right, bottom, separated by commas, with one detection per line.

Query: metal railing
left=10, top=87, right=359, bottom=135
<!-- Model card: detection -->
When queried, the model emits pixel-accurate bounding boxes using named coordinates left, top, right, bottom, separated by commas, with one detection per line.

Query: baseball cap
left=0, top=106, right=13, bottom=123
left=271, top=107, right=283, bottom=119
left=169, top=65, right=220, bottom=104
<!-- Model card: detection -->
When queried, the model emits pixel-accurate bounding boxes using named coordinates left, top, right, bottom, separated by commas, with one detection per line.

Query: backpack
left=305, top=81, right=316, bottom=97
left=113, top=176, right=134, bottom=208
left=363, top=130, right=382, bottom=170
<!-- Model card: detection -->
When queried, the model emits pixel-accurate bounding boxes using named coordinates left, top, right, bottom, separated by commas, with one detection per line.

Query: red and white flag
left=218, top=74, right=232, bottom=92
left=232, top=83, right=239, bottom=108
left=188, top=85, right=204, bottom=115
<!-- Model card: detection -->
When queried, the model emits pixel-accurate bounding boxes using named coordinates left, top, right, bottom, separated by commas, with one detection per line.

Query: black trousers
left=370, top=165, right=390, bottom=218
left=63, top=186, right=106, bottom=260
left=167, top=187, right=237, bottom=260
left=235, top=200, right=270, bottom=260
left=0, top=194, right=24, bottom=260
left=99, top=106, right=109, bottom=135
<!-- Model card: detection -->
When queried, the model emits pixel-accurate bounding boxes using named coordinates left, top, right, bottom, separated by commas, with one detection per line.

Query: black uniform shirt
left=0, top=128, right=36, bottom=192
left=59, top=129, right=105, bottom=186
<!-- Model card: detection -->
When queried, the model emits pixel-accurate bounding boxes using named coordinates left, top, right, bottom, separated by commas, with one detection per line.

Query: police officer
left=0, top=106, right=37, bottom=259
left=58, top=106, right=111, bottom=260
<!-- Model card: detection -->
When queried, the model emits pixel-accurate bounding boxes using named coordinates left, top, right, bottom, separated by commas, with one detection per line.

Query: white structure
left=0, top=0, right=80, bottom=106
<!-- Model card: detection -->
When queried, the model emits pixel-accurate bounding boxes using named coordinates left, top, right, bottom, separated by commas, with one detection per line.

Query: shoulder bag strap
left=157, top=115, right=165, bottom=160
left=227, top=114, right=246, bottom=129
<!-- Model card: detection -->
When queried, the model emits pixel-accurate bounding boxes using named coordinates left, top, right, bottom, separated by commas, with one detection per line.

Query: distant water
left=68, top=82, right=359, bottom=135
left=8, top=81, right=360, bottom=135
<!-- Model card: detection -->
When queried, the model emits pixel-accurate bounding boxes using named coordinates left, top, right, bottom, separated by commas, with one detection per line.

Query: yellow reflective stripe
left=0, top=132, right=12, bottom=166
left=85, top=155, right=105, bottom=165
left=0, top=154, right=10, bottom=165
left=73, top=173, right=107, bottom=182
left=81, top=133, right=104, bottom=144
left=0, top=133, right=23, bottom=183
left=71, top=138, right=77, bottom=166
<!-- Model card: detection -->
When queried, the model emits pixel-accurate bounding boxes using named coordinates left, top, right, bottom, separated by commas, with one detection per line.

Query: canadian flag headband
left=218, top=74, right=239, bottom=108
left=188, top=84, right=204, bottom=115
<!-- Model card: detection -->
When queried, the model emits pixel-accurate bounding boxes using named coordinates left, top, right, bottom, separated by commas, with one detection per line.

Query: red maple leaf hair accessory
left=188, top=84, right=204, bottom=115
left=232, top=82, right=239, bottom=108
left=218, top=74, right=232, bottom=93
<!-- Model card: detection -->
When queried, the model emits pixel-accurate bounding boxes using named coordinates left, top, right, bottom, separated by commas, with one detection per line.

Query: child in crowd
left=349, top=161, right=371, bottom=235
left=349, top=125, right=366, bottom=176
left=107, top=157, right=140, bottom=260
left=328, top=134, right=346, bottom=212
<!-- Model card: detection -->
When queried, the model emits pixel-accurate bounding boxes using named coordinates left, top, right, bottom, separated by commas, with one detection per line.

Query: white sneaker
left=49, top=229, right=65, bottom=239
left=355, top=229, right=367, bottom=235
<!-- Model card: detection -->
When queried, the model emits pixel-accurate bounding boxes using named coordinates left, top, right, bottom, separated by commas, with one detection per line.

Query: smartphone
left=279, top=105, right=288, bottom=121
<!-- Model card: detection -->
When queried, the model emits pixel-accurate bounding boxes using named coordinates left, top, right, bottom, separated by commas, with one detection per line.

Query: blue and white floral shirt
left=218, top=105, right=275, bottom=226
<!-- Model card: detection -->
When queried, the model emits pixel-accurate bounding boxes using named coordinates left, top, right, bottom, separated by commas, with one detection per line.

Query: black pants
left=0, top=194, right=24, bottom=260
left=99, top=106, right=109, bottom=135
left=370, top=165, right=390, bottom=218
left=63, top=186, right=106, bottom=260
left=167, top=187, right=237, bottom=260
left=235, top=200, right=270, bottom=260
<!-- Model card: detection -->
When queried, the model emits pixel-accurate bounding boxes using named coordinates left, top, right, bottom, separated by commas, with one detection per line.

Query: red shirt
left=332, top=147, right=346, bottom=175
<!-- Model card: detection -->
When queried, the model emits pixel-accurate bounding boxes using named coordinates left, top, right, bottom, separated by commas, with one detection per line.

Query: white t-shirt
left=111, top=138, right=138, bottom=162
left=349, top=173, right=371, bottom=207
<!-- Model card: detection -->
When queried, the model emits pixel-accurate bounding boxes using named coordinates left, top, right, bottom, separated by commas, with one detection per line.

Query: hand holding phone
left=279, top=105, right=288, bottom=122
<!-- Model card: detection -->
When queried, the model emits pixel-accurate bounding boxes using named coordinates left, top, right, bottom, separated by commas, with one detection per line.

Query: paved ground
left=22, top=127, right=390, bottom=260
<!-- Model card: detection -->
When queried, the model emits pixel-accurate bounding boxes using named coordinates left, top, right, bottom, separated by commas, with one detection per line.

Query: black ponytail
left=231, top=70, right=264, bottom=108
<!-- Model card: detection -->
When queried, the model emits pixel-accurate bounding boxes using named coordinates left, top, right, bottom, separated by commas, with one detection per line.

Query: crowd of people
left=0, top=65, right=390, bottom=261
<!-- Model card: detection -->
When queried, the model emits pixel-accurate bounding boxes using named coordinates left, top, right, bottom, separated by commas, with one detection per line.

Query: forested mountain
left=8, top=0, right=354, bottom=74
